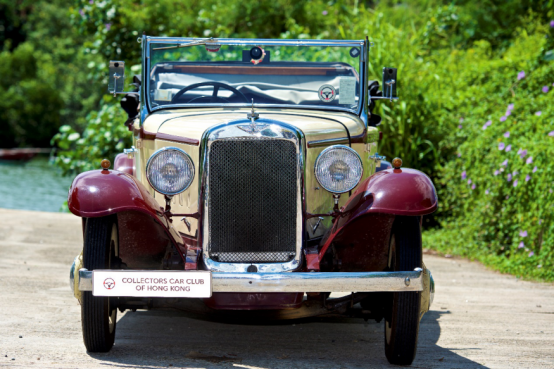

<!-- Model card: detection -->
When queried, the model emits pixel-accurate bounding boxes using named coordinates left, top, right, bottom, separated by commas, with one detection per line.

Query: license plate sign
left=92, top=270, right=212, bottom=298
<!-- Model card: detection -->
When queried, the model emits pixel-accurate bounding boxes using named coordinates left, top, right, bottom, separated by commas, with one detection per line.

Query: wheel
left=81, top=217, right=118, bottom=352
left=384, top=216, right=422, bottom=365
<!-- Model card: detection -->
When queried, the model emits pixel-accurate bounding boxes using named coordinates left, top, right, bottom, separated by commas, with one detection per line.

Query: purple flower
left=457, top=152, right=462, bottom=157
left=105, top=23, right=111, bottom=30
left=458, top=124, right=463, bottom=129
left=506, top=195, right=510, bottom=199
left=505, top=110, right=511, bottom=116
left=459, top=118, right=464, bottom=123
left=501, top=159, right=508, bottom=167
left=512, top=170, right=518, bottom=176
left=513, top=179, right=518, bottom=187
left=482, top=123, right=488, bottom=130
left=468, top=179, right=472, bottom=185
left=543, top=86, right=550, bottom=93
left=525, top=174, right=531, bottom=182
left=500, top=116, right=507, bottom=122
left=526, top=156, right=533, bottom=164
left=503, top=131, right=510, bottom=138
left=518, top=242, right=524, bottom=249
left=519, top=149, right=528, bottom=158
left=533, top=166, right=537, bottom=173
left=539, top=219, right=543, bottom=225
left=536, top=111, right=542, bottom=116
left=482, top=120, right=492, bottom=129
left=89, top=0, right=93, bottom=3
left=494, top=170, right=499, bottom=176
left=517, top=71, right=525, bottom=80
left=548, top=131, right=554, bottom=137
left=505, top=144, right=512, bottom=152
left=499, top=142, right=505, bottom=150
left=322, top=10, right=328, bottom=15
left=551, top=20, right=554, bottom=27
left=471, top=184, right=476, bottom=190
left=508, top=103, right=514, bottom=111
left=461, top=171, right=467, bottom=180
left=485, top=189, right=490, bottom=194
left=520, top=230, right=528, bottom=237
left=528, top=251, right=534, bottom=257
left=79, top=8, right=84, bottom=16
left=507, top=173, right=512, bottom=182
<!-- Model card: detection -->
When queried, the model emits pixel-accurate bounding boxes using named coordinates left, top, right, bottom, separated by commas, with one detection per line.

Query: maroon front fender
left=68, top=169, right=186, bottom=265
left=68, top=169, right=163, bottom=219
left=317, top=167, right=437, bottom=266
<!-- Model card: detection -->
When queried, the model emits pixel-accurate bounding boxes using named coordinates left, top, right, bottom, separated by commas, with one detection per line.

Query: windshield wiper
left=152, top=38, right=218, bottom=51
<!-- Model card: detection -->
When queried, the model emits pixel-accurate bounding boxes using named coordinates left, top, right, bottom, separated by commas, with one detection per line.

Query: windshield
left=146, top=39, right=364, bottom=113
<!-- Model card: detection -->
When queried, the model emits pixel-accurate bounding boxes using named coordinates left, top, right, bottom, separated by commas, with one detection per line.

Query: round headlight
left=315, top=145, right=363, bottom=194
left=146, top=147, right=195, bottom=195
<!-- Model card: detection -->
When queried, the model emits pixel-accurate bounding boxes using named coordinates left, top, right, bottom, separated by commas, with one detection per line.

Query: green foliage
left=423, top=27, right=554, bottom=281
left=0, top=0, right=103, bottom=148
left=51, top=101, right=130, bottom=175
left=0, top=42, right=63, bottom=147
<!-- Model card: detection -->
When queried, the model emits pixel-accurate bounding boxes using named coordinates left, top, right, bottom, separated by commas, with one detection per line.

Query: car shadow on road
left=87, top=307, right=487, bottom=369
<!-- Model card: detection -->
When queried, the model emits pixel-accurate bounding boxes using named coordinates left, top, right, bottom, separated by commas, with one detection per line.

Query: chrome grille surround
left=200, top=119, right=305, bottom=273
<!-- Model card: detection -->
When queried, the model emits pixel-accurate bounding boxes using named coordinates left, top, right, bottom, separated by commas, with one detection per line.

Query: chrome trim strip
left=77, top=268, right=424, bottom=293
left=199, top=119, right=305, bottom=272
left=146, top=37, right=365, bottom=47
left=308, top=137, right=349, bottom=148
left=78, top=269, right=92, bottom=292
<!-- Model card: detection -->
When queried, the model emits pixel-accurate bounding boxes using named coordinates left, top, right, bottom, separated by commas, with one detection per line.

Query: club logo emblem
left=318, top=84, right=336, bottom=102
left=103, top=278, right=116, bottom=290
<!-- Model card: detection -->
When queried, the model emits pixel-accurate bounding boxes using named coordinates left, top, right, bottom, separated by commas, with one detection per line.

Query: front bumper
left=73, top=267, right=425, bottom=295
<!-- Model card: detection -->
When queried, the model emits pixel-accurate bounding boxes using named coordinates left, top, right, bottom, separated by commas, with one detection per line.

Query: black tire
left=384, top=216, right=422, bottom=366
left=81, top=217, right=118, bottom=352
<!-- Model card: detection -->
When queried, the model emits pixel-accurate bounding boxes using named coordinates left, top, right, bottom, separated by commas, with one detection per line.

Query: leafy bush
left=0, top=43, right=63, bottom=147
left=424, top=26, right=554, bottom=280
left=51, top=101, right=130, bottom=175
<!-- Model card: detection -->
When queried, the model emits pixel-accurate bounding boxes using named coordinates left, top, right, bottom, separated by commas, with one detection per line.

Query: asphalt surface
left=0, top=208, right=553, bottom=369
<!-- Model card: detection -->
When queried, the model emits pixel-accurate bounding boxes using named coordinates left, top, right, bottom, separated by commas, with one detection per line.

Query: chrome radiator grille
left=207, top=138, right=298, bottom=263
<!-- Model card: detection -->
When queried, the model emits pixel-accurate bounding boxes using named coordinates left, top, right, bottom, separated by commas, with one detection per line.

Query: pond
left=0, top=156, right=73, bottom=212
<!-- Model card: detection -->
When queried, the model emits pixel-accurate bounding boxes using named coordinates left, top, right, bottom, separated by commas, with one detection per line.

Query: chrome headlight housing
left=315, top=145, right=363, bottom=194
left=146, top=147, right=195, bottom=195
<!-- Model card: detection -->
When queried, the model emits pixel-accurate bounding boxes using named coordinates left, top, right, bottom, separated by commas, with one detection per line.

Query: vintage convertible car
left=69, top=36, right=436, bottom=365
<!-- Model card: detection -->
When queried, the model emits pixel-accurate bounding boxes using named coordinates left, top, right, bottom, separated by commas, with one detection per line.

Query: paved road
left=0, top=209, right=553, bottom=368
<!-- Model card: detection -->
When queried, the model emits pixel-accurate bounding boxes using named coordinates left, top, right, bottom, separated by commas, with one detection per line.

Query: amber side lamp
left=101, top=159, right=111, bottom=171
left=392, top=157, right=402, bottom=169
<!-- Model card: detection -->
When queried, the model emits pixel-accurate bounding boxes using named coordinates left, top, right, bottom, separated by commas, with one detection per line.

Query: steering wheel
left=171, top=82, right=249, bottom=104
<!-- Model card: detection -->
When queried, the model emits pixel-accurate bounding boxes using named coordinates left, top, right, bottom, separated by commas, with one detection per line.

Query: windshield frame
left=142, top=37, right=367, bottom=117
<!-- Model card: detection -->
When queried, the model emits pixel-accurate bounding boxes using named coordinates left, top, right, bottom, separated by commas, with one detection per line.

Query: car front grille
left=207, top=138, right=298, bottom=263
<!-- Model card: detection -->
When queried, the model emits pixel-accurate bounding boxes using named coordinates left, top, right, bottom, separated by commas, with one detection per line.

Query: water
left=0, top=156, right=73, bottom=212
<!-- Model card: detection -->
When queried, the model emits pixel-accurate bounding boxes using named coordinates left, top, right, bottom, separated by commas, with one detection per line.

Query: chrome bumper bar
left=75, top=268, right=424, bottom=293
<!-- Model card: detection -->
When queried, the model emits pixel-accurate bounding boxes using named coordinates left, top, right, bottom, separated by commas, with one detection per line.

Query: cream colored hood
left=142, top=108, right=365, bottom=143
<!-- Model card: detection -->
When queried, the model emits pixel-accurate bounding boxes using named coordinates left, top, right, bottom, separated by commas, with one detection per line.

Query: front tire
left=384, top=216, right=422, bottom=366
left=81, top=217, right=118, bottom=352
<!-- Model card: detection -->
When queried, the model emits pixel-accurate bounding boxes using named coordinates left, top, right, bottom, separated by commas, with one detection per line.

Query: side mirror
left=108, top=61, right=126, bottom=95
left=382, top=67, right=397, bottom=101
